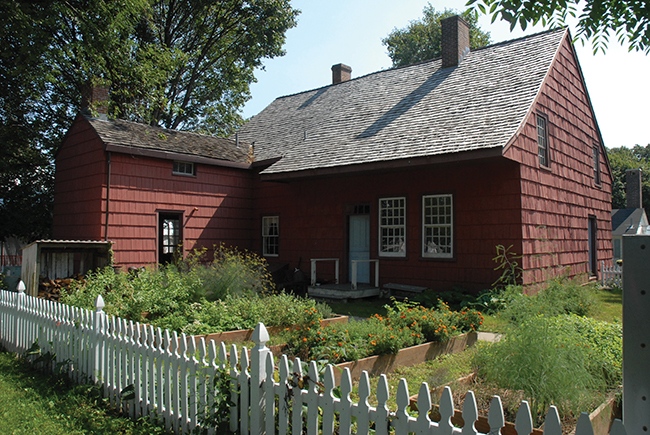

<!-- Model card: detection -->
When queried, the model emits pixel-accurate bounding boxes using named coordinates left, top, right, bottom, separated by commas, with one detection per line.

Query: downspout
left=105, top=151, right=111, bottom=241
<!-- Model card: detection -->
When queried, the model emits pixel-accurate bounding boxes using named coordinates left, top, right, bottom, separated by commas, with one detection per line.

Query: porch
left=307, top=258, right=381, bottom=301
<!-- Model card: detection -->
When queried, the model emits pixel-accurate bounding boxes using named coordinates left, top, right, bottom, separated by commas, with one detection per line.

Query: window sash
left=422, top=194, right=453, bottom=258
left=537, top=114, right=548, bottom=167
left=379, top=197, right=406, bottom=256
left=262, top=216, right=279, bottom=256
left=593, top=145, right=601, bottom=185
left=173, top=161, right=195, bottom=176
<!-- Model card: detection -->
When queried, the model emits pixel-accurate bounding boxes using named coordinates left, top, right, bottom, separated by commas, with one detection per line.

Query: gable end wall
left=53, top=118, right=107, bottom=241
left=505, top=35, right=612, bottom=286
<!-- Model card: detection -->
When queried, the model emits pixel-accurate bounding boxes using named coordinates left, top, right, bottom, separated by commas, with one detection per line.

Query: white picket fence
left=0, top=285, right=627, bottom=435
left=601, top=261, right=623, bottom=288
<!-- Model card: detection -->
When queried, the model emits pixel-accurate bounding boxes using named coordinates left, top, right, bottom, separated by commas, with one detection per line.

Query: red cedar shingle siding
left=252, top=158, right=522, bottom=292
left=504, top=35, right=612, bottom=286
left=106, top=153, right=253, bottom=267
left=53, top=119, right=106, bottom=241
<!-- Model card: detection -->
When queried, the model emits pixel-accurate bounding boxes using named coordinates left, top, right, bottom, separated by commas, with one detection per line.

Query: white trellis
left=0, top=283, right=627, bottom=435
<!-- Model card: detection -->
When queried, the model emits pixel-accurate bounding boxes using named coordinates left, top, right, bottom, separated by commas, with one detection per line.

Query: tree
left=382, top=6, right=492, bottom=68
left=0, top=0, right=298, bottom=243
left=467, top=0, right=650, bottom=53
left=607, top=145, right=650, bottom=213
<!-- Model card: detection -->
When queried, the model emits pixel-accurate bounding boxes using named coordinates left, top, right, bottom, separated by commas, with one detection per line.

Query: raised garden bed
left=189, top=314, right=349, bottom=346
left=333, top=332, right=477, bottom=384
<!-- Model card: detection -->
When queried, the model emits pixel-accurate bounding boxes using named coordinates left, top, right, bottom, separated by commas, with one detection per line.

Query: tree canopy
left=382, top=6, right=492, bottom=68
left=467, top=0, right=650, bottom=53
left=0, top=0, right=298, bottom=243
left=607, top=145, right=650, bottom=214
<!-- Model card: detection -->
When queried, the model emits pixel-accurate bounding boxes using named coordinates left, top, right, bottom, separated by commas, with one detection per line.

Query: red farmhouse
left=53, top=17, right=612, bottom=292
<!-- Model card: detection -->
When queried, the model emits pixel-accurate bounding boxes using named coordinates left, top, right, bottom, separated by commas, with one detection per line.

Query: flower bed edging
left=332, top=331, right=477, bottom=385
left=190, top=315, right=349, bottom=346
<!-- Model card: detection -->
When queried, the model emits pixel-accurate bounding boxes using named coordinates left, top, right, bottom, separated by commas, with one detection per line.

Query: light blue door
left=349, top=215, right=370, bottom=283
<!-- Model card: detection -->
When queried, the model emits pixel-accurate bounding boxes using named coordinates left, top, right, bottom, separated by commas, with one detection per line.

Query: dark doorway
left=588, top=215, right=597, bottom=276
left=159, top=213, right=182, bottom=264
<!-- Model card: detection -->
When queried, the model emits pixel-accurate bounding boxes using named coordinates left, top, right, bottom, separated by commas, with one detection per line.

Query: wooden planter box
left=333, top=332, right=478, bottom=385
left=190, top=315, right=349, bottom=347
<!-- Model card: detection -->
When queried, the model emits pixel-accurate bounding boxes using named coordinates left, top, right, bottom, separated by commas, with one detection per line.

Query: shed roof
left=238, top=28, right=566, bottom=176
left=612, top=208, right=649, bottom=236
left=86, top=116, right=249, bottom=164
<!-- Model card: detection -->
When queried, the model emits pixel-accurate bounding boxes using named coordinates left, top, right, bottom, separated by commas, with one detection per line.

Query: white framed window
left=536, top=114, right=549, bottom=167
left=422, top=194, right=453, bottom=258
left=262, top=216, right=279, bottom=256
left=379, top=197, right=406, bottom=257
left=173, top=161, right=196, bottom=176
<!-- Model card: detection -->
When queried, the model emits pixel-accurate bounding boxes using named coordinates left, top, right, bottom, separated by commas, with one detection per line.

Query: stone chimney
left=82, top=83, right=110, bottom=120
left=627, top=168, right=643, bottom=209
left=331, top=63, right=352, bottom=84
left=441, top=15, right=470, bottom=68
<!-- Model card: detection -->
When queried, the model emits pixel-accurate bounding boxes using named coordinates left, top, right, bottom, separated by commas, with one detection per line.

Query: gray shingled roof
left=612, top=208, right=649, bottom=236
left=239, top=28, right=566, bottom=175
left=87, top=116, right=249, bottom=163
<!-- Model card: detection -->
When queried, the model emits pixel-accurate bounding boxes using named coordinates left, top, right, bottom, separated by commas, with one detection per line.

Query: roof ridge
left=266, top=27, right=566, bottom=105
left=84, top=114, right=245, bottom=144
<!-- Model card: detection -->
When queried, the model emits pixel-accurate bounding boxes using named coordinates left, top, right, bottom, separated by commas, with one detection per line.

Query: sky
left=241, top=0, right=650, bottom=149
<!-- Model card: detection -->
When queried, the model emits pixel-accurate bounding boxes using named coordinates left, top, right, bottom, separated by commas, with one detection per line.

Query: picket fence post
left=250, top=322, right=271, bottom=435
left=14, top=280, right=25, bottom=353
left=93, top=295, right=105, bottom=384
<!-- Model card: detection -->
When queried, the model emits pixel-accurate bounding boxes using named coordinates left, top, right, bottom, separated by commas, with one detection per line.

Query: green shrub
left=474, top=314, right=621, bottom=418
left=61, top=247, right=332, bottom=335
left=499, top=277, right=595, bottom=325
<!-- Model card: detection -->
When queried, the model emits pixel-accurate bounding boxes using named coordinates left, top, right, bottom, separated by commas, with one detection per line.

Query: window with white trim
left=379, top=197, right=406, bottom=256
left=262, top=216, right=279, bottom=256
left=173, top=161, right=196, bottom=176
left=536, top=114, right=549, bottom=167
left=422, top=194, right=453, bottom=258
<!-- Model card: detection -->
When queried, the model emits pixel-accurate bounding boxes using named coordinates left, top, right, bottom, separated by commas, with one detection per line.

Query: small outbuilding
left=21, top=240, right=112, bottom=296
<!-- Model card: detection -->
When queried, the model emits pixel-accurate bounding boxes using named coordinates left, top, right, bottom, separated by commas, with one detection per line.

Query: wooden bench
left=382, top=283, right=428, bottom=299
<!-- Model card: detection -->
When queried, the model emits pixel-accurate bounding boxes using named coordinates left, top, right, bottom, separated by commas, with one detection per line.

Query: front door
left=349, top=214, right=370, bottom=283
left=159, top=213, right=181, bottom=264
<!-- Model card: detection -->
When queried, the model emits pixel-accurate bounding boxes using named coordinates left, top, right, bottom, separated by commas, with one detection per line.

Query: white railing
left=601, top=260, right=623, bottom=288
left=309, top=258, right=339, bottom=285
left=350, top=259, right=379, bottom=290
left=0, top=283, right=627, bottom=435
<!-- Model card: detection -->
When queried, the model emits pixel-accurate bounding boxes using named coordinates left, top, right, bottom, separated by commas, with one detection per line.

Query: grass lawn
left=0, top=352, right=170, bottom=435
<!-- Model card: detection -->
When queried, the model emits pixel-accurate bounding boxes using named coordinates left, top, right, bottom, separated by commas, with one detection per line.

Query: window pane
left=422, top=194, right=453, bottom=258
left=262, top=216, right=279, bottom=256
left=379, top=197, right=406, bottom=256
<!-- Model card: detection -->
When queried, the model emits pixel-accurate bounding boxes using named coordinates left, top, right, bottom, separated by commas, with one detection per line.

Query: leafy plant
left=288, top=299, right=482, bottom=364
left=492, top=244, right=523, bottom=288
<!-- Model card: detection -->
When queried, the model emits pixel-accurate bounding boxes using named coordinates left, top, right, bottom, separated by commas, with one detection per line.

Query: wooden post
left=15, top=280, right=25, bottom=353
left=250, top=322, right=270, bottom=435
left=94, top=294, right=105, bottom=384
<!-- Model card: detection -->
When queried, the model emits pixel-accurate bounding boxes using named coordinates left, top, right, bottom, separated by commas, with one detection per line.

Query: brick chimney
left=441, top=15, right=470, bottom=68
left=331, top=63, right=352, bottom=84
left=82, top=83, right=110, bottom=120
left=626, top=168, right=643, bottom=209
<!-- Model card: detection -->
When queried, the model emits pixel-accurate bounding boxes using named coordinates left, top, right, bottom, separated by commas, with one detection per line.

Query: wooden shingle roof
left=87, top=116, right=249, bottom=164
left=239, top=28, right=566, bottom=175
